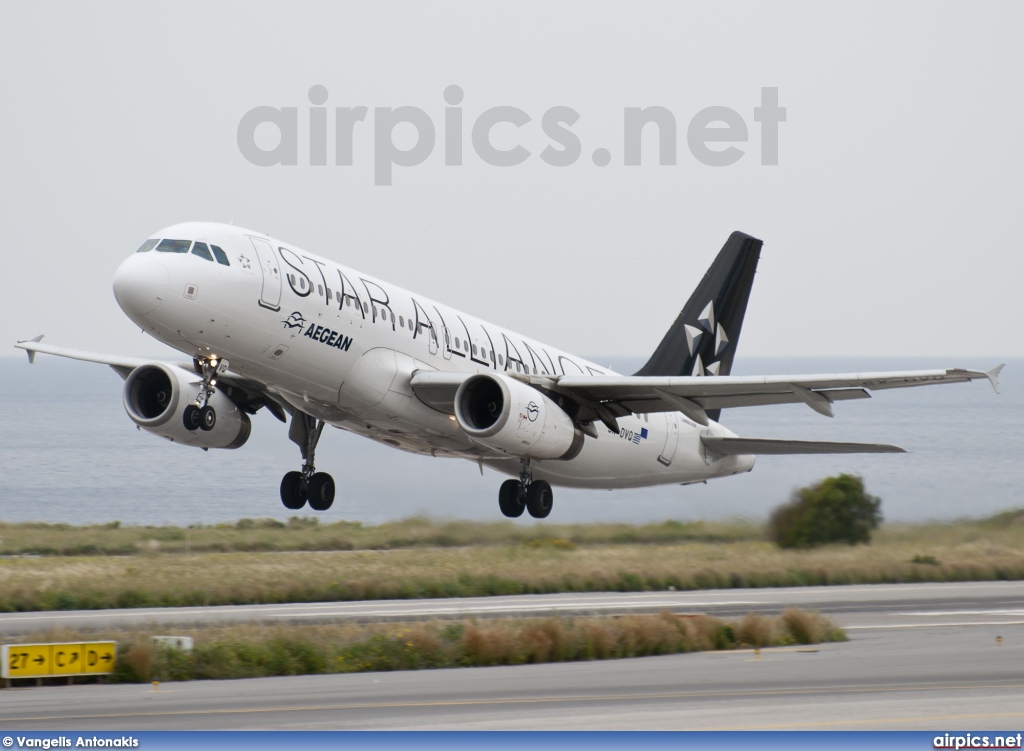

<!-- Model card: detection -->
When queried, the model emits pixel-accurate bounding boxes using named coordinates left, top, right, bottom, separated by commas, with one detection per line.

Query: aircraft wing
left=14, top=337, right=288, bottom=422
left=15, top=337, right=151, bottom=376
left=552, top=366, right=1004, bottom=427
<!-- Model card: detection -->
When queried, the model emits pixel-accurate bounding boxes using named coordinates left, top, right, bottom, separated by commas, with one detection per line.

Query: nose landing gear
left=280, top=411, right=336, bottom=511
left=182, top=357, right=227, bottom=432
left=497, top=459, right=553, bottom=519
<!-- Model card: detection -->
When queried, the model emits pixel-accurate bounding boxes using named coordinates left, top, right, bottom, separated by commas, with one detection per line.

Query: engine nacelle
left=454, top=373, right=583, bottom=460
left=122, top=363, right=251, bottom=449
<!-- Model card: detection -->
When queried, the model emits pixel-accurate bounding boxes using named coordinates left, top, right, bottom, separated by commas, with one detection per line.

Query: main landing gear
left=280, top=412, right=336, bottom=512
left=498, top=459, right=553, bottom=519
left=182, top=356, right=226, bottom=433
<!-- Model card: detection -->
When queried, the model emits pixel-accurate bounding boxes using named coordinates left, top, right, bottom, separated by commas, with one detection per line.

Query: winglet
left=986, top=364, right=1005, bottom=394
left=17, top=335, right=44, bottom=364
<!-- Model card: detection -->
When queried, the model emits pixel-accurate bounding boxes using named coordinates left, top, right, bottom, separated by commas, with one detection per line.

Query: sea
left=0, top=355, right=1019, bottom=527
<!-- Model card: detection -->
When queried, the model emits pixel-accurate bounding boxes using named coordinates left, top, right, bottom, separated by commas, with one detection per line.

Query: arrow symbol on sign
left=33, top=655, right=45, bottom=664
left=101, top=653, right=112, bottom=663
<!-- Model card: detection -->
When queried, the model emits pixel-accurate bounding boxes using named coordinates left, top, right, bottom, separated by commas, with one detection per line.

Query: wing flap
left=701, top=436, right=906, bottom=455
left=619, top=387, right=872, bottom=416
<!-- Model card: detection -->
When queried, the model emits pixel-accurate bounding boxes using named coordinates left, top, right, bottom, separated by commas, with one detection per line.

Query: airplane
left=15, top=224, right=1003, bottom=518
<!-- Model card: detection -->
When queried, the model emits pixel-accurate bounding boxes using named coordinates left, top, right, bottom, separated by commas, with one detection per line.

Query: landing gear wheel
left=280, top=471, right=307, bottom=510
left=307, top=472, right=336, bottom=511
left=526, top=480, right=553, bottom=519
left=498, top=479, right=526, bottom=518
left=182, top=404, right=201, bottom=431
left=199, top=405, right=217, bottom=431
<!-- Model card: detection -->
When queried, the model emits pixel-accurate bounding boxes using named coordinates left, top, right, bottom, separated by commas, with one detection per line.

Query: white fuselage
left=113, top=222, right=753, bottom=489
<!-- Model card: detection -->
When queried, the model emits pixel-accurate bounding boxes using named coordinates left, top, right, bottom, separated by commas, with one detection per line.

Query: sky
left=0, top=2, right=1021, bottom=525
left=2, top=1, right=1021, bottom=362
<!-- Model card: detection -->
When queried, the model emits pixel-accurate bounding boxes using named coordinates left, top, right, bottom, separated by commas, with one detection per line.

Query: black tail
left=634, top=231, right=762, bottom=417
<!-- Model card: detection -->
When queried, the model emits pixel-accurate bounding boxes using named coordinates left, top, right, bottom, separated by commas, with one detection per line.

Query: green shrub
left=768, top=474, right=882, bottom=549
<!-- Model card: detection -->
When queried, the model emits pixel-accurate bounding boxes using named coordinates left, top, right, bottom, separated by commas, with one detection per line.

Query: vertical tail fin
left=634, top=231, right=762, bottom=417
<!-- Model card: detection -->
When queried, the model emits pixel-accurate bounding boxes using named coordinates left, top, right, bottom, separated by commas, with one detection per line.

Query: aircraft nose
left=113, top=252, right=168, bottom=317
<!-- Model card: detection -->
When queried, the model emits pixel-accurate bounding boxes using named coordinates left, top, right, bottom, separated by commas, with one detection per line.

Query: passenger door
left=658, top=412, right=679, bottom=466
left=247, top=237, right=282, bottom=311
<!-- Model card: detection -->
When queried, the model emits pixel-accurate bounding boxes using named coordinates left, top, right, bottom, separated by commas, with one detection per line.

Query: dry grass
left=2, top=609, right=845, bottom=684
left=735, top=613, right=778, bottom=647
left=1, top=514, right=1022, bottom=612
left=0, top=517, right=760, bottom=557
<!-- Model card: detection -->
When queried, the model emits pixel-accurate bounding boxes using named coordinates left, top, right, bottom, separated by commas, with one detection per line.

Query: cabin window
left=399, top=315, right=405, bottom=327
left=363, top=302, right=369, bottom=314
left=136, top=239, right=158, bottom=253
left=454, top=337, right=460, bottom=348
left=335, top=291, right=341, bottom=303
left=408, top=319, right=414, bottom=331
left=210, top=245, right=229, bottom=265
left=191, top=242, right=213, bottom=262
left=498, top=354, right=504, bottom=366
left=471, top=344, right=477, bottom=356
left=481, top=348, right=487, bottom=358
left=345, top=297, right=352, bottom=307
left=155, top=239, right=191, bottom=253
left=463, top=341, right=469, bottom=353
left=318, top=285, right=323, bottom=296
left=326, top=288, right=332, bottom=299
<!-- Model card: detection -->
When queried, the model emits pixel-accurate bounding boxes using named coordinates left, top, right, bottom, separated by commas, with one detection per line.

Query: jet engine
left=122, top=363, right=251, bottom=449
left=454, top=373, right=583, bottom=460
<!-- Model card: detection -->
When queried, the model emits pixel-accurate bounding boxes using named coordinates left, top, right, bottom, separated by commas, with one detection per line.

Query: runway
left=1, top=581, right=1023, bottom=730
left=2, top=581, right=1024, bottom=635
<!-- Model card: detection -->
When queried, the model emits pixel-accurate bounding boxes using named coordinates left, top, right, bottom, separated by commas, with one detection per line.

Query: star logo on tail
left=689, top=301, right=728, bottom=376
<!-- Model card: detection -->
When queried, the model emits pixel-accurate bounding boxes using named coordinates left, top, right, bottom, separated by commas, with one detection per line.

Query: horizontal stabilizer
left=701, top=436, right=906, bottom=456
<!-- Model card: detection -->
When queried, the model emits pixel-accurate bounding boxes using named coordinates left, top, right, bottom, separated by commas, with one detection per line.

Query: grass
left=3, top=609, right=845, bottom=684
left=0, top=513, right=1022, bottom=613
left=0, top=516, right=761, bottom=557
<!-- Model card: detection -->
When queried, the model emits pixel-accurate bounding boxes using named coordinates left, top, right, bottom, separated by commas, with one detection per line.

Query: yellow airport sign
left=82, top=642, right=116, bottom=674
left=4, top=644, right=52, bottom=678
left=2, top=641, right=116, bottom=680
left=52, top=644, right=84, bottom=675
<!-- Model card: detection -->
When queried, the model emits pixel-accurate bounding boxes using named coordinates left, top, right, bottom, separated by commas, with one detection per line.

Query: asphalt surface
left=2, top=581, right=1024, bottom=635
left=1, top=581, right=1023, bottom=730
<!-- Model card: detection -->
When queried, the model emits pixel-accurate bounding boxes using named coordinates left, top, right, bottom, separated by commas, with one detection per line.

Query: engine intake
left=454, top=373, right=583, bottom=460
left=123, top=363, right=251, bottom=449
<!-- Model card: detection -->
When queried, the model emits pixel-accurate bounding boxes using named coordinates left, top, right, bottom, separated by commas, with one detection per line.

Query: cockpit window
left=155, top=239, right=191, bottom=253
left=210, top=245, right=230, bottom=266
left=136, top=239, right=159, bottom=253
left=191, top=242, right=214, bottom=262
